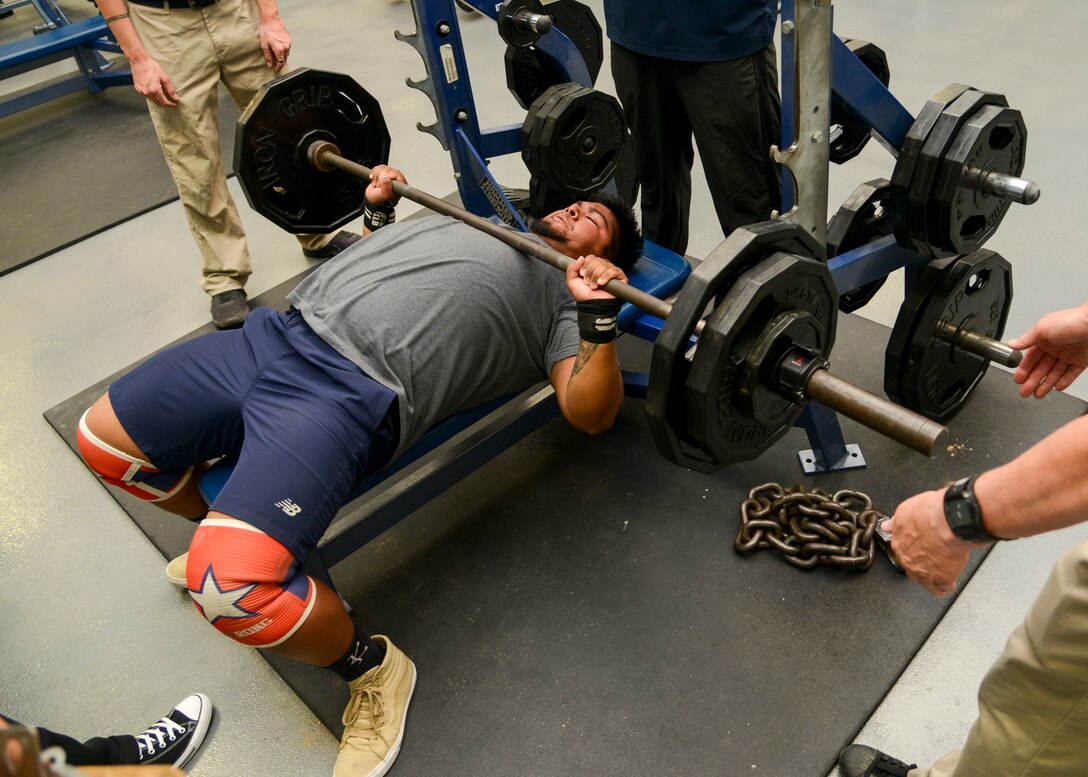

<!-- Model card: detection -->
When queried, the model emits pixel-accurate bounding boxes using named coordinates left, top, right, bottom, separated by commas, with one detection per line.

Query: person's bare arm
left=550, top=256, right=626, bottom=434
left=887, top=414, right=1088, bottom=596
left=97, top=0, right=178, bottom=107
left=253, top=0, right=291, bottom=71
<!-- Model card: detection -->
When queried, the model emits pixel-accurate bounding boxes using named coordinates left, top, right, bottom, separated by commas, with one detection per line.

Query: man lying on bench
left=76, top=164, right=643, bottom=777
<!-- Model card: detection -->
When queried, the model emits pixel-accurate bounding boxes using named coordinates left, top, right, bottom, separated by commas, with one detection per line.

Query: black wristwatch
left=944, top=476, right=999, bottom=543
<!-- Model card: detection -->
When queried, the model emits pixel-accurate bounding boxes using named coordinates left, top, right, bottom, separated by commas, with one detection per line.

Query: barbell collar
left=936, top=320, right=1023, bottom=367
left=962, top=166, right=1041, bottom=205
left=308, top=140, right=675, bottom=321
left=804, top=368, right=949, bottom=457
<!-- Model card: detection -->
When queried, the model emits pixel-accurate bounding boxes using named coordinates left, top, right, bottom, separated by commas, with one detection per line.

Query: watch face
left=944, top=481, right=994, bottom=543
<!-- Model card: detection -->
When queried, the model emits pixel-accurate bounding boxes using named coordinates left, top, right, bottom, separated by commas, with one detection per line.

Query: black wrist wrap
left=363, top=200, right=397, bottom=231
left=577, top=299, right=623, bottom=344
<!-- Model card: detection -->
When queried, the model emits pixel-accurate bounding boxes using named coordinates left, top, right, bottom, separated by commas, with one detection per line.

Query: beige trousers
left=912, top=539, right=1088, bottom=777
left=128, top=0, right=328, bottom=296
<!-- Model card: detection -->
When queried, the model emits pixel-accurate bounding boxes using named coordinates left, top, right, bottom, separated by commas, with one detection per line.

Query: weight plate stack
left=889, top=83, right=970, bottom=256
left=520, top=82, right=584, bottom=184
left=645, top=220, right=824, bottom=472
left=930, top=103, right=1027, bottom=255
left=684, top=253, right=838, bottom=465
left=536, top=86, right=626, bottom=194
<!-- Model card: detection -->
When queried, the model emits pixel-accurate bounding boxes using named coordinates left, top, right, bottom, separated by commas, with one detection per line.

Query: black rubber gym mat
left=45, top=304, right=1086, bottom=777
left=0, top=76, right=238, bottom=278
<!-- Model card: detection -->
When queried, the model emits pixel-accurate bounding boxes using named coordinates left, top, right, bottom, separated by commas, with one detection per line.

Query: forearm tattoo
left=571, top=341, right=599, bottom=378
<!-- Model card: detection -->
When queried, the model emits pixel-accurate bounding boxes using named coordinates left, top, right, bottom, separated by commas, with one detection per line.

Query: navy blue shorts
left=109, top=307, right=398, bottom=561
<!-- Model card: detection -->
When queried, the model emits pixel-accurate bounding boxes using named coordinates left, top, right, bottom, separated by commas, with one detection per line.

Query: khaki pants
left=912, top=539, right=1088, bottom=777
left=128, top=0, right=328, bottom=296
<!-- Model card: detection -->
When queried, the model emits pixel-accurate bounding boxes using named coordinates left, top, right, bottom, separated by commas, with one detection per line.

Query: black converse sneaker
left=133, top=693, right=213, bottom=770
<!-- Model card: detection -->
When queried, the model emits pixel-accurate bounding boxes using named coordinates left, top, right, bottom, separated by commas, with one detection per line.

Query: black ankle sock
left=324, top=627, right=384, bottom=682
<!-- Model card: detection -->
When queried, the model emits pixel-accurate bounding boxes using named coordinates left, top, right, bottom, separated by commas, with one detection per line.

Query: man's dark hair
left=583, top=191, right=644, bottom=271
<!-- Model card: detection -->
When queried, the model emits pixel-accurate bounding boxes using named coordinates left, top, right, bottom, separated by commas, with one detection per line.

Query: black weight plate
left=545, top=0, right=603, bottom=83
left=931, top=104, right=1027, bottom=255
left=909, top=89, right=1009, bottom=257
left=890, top=250, right=1013, bottom=422
left=520, top=82, right=582, bottom=180
left=684, top=254, right=838, bottom=464
left=505, top=45, right=568, bottom=110
left=645, top=220, right=823, bottom=472
left=528, top=175, right=573, bottom=218
left=826, top=178, right=894, bottom=313
left=890, top=83, right=970, bottom=254
left=829, top=39, right=890, bottom=165
left=883, top=257, right=952, bottom=406
left=611, top=129, right=639, bottom=205
left=234, top=68, right=390, bottom=234
left=531, top=83, right=585, bottom=185
left=536, top=87, right=625, bottom=194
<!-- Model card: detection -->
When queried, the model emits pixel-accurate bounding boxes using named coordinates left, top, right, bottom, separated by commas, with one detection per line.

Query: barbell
left=234, top=68, right=950, bottom=471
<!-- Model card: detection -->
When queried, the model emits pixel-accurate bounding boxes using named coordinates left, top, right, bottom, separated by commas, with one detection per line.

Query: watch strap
left=944, top=476, right=999, bottom=543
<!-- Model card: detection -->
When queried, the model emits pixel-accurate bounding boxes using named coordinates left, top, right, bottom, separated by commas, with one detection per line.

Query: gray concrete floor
left=1, top=1, right=1087, bottom=775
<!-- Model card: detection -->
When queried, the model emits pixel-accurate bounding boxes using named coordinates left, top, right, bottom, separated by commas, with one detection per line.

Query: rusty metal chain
left=734, top=482, right=888, bottom=571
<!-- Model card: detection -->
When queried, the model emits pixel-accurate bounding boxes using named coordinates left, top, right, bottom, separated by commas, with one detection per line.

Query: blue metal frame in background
left=778, top=0, right=936, bottom=470
left=397, top=0, right=592, bottom=224
left=0, top=3, right=131, bottom=119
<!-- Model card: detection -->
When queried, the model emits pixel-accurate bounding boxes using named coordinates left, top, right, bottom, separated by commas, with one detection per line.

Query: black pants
left=611, top=42, right=782, bottom=255
left=1, top=714, right=138, bottom=766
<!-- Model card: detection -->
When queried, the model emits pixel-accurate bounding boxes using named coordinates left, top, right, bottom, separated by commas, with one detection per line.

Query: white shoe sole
left=173, top=692, right=214, bottom=771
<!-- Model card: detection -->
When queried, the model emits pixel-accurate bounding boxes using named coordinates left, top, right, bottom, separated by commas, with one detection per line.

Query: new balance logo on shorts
left=275, top=498, right=302, bottom=516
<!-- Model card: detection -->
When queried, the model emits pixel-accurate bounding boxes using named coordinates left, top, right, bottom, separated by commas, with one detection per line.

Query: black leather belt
left=127, top=0, right=218, bottom=9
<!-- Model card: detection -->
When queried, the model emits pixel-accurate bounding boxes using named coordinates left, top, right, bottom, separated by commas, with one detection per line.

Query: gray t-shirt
left=288, top=215, right=580, bottom=458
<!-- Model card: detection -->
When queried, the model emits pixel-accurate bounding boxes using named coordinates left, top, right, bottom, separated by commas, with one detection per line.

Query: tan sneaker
left=165, top=552, right=189, bottom=589
left=334, top=635, right=416, bottom=777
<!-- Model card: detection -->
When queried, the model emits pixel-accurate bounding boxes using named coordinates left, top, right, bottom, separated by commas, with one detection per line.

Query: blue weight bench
left=0, top=14, right=131, bottom=119
left=198, top=240, right=691, bottom=590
